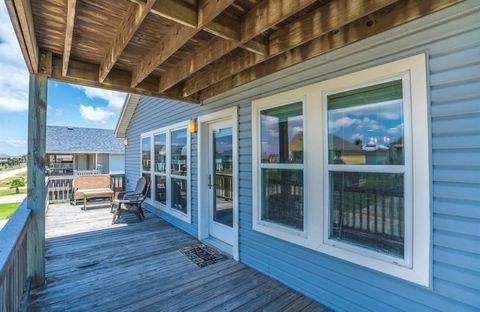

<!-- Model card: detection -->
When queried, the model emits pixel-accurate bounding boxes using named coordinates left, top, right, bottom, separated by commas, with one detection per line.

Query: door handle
left=208, top=174, right=216, bottom=189
left=208, top=174, right=213, bottom=189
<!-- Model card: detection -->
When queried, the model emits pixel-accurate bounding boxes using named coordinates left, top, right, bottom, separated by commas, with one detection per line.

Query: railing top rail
left=0, top=199, right=31, bottom=276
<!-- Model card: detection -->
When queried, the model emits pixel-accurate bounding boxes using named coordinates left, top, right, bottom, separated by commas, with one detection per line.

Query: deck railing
left=46, top=174, right=125, bottom=203
left=215, top=173, right=233, bottom=200
left=0, top=200, right=31, bottom=312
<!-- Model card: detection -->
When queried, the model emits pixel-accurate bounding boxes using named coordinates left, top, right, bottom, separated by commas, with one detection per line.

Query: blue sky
left=0, top=2, right=126, bottom=156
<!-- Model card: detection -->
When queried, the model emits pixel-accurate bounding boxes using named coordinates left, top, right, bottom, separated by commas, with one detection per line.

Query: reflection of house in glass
left=329, top=135, right=404, bottom=165
left=329, top=135, right=365, bottom=164
left=363, top=137, right=404, bottom=165
left=288, top=132, right=304, bottom=163
left=216, top=153, right=232, bottom=172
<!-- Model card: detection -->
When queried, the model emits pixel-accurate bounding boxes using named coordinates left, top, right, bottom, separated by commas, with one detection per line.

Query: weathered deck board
left=28, top=204, right=328, bottom=311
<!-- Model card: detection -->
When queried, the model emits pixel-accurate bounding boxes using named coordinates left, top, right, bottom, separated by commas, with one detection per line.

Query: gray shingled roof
left=47, top=126, right=124, bottom=154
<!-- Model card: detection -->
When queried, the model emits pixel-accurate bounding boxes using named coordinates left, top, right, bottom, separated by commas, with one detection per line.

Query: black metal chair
left=111, top=177, right=150, bottom=224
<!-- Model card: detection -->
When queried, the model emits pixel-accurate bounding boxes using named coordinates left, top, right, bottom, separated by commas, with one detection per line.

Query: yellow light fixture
left=188, top=118, right=197, bottom=134
left=123, top=138, right=128, bottom=146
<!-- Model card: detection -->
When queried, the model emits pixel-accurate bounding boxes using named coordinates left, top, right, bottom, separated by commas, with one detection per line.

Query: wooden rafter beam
left=99, top=0, right=156, bottom=82
left=149, top=0, right=267, bottom=56
left=158, top=0, right=317, bottom=93
left=199, top=0, right=462, bottom=101
left=183, top=0, right=398, bottom=97
left=38, top=53, right=199, bottom=103
left=130, top=0, right=233, bottom=88
left=5, top=0, right=39, bottom=73
left=62, top=0, right=77, bottom=76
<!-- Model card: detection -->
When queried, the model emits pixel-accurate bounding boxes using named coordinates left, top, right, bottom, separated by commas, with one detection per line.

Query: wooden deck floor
left=28, top=203, right=328, bottom=311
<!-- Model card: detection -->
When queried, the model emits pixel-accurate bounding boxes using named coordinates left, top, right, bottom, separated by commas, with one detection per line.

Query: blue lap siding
left=124, top=2, right=480, bottom=310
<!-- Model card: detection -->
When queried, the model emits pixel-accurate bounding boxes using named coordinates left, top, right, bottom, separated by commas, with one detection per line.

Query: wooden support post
left=27, top=73, right=47, bottom=286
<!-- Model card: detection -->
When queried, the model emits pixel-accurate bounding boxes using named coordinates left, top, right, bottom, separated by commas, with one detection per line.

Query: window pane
left=327, top=80, right=404, bottom=165
left=142, top=173, right=151, bottom=199
left=261, top=168, right=303, bottom=230
left=142, top=137, right=151, bottom=171
left=155, top=175, right=166, bottom=205
left=154, top=133, right=166, bottom=173
left=261, top=102, right=303, bottom=164
left=171, top=178, right=187, bottom=213
left=329, top=172, right=404, bottom=258
left=213, top=127, right=233, bottom=227
left=171, top=129, right=188, bottom=176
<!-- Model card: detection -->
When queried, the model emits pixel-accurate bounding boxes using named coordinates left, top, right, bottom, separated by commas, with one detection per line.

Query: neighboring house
left=114, top=3, right=480, bottom=311
left=0, top=154, right=12, bottom=164
left=46, top=126, right=125, bottom=175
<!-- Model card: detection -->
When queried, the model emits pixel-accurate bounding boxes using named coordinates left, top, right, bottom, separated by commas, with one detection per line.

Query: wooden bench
left=72, top=175, right=114, bottom=210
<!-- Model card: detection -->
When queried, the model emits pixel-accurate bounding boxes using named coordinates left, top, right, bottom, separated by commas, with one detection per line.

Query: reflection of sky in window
left=142, top=137, right=150, bottom=152
left=328, top=99, right=404, bottom=146
left=214, top=127, right=232, bottom=154
left=154, top=134, right=166, bottom=153
left=261, top=115, right=303, bottom=159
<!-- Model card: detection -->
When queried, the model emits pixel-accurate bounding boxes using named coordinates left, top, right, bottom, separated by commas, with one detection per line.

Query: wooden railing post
left=27, top=73, right=47, bottom=286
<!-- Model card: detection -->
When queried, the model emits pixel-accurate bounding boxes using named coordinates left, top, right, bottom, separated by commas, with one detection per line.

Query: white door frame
left=197, top=106, right=239, bottom=260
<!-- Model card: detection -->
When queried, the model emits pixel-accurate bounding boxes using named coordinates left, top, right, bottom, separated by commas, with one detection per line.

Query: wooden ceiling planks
left=9, top=0, right=462, bottom=103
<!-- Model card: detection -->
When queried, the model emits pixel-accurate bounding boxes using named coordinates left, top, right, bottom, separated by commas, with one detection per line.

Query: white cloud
left=331, top=116, right=359, bottom=131
left=4, top=139, right=26, bottom=146
left=0, top=2, right=29, bottom=112
left=79, top=104, right=115, bottom=123
left=72, top=85, right=126, bottom=110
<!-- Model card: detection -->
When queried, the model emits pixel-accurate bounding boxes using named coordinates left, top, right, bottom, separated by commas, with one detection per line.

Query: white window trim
left=322, top=74, right=414, bottom=269
left=140, top=120, right=191, bottom=224
left=251, top=54, right=430, bottom=286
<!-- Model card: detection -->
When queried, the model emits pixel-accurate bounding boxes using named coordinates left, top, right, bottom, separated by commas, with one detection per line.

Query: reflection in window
left=171, top=129, right=188, bottom=176
left=154, top=133, right=166, bottom=173
left=142, top=173, right=151, bottom=199
left=261, top=102, right=303, bottom=164
left=171, top=178, right=187, bottom=213
left=261, top=169, right=303, bottom=230
left=155, top=175, right=166, bottom=205
left=327, top=80, right=404, bottom=165
left=329, top=172, right=404, bottom=258
left=142, top=137, right=151, bottom=171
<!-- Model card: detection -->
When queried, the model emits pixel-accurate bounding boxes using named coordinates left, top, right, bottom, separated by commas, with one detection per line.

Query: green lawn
left=0, top=202, right=21, bottom=220
left=0, top=188, right=27, bottom=196
left=0, top=172, right=27, bottom=188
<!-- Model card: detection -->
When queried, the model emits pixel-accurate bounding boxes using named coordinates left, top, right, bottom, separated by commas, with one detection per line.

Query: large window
left=141, top=137, right=152, bottom=199
left=252, top=54, right=430, bottom=286
left=326, top=79, right=407, bottom=259
left=260, top=102, right=304, bottom=231
left=141, top=122, right=190, bottom=222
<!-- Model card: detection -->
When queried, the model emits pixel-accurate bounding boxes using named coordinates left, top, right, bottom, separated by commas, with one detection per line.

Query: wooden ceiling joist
left=10, top=0, right=462, bottom=103
left=149, top=0, right=267, bottom=56
left=130, top=0, right=234, bottom=88
left=6, top=0, right=39, bottom=73
left=199, top=0, right=462, bottom=101
left=99, top=0, right=156, bottom=82
left=62, top=0, right=76, bottom=76
left=41, top=53, right=199, bottom=104
left=183, top=0, right=398, bottom=97
left=158, top=0, right=318, bottom=93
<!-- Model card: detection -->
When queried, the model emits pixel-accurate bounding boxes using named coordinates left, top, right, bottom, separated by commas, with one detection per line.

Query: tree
left=10, top=177, right=25, bottom=194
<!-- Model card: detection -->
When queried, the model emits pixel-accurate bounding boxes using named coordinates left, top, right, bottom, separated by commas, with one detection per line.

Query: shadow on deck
left=28, top=204, right=328, bottom=311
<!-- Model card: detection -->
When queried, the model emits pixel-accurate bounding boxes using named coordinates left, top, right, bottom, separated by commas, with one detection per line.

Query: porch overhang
left=6, top=0, right=462, bottom=106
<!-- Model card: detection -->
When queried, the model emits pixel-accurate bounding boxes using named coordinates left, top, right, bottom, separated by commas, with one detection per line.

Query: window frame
left=140, top=120, right=191, bottom=223
left=253, top=97, right=309, bottom=240
left=251, top=54, right=431, bottom=286
left=322, top=74, right=413, bottom=268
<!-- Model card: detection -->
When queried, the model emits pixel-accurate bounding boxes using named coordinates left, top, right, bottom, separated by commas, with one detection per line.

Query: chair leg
left=138, top=206, right=145, bottom=219
left=112, top=204, right=120, bottom=225
left=134, top=210, right=143, bottom=222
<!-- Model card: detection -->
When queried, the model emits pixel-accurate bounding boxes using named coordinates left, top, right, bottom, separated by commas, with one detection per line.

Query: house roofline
left=115, top=94, right=141, bottom=138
